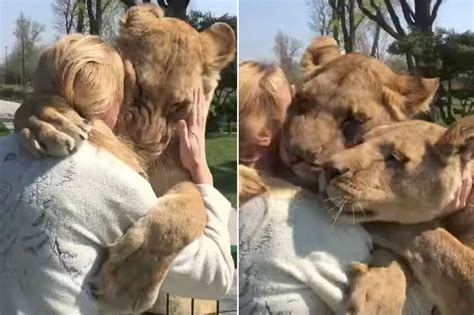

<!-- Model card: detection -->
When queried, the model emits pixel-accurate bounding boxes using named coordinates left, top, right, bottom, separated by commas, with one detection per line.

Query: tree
left=77, top=0, right=86, bottom=33
left=120, top=0, right=190, bottom=20
left=430, top=30, right=474, bottom=124
left=308, top=0, right=333, bottom=36
left=86, top=0, right=114, bottom=35
left=13, top=13, right=45, bottom=89
left=52, top=0, right=79, bottom=34
left=357, top=0, right=443, bottom=74
left=52, top=0, right=123, bottom=38
left=308, top=0, right=375, bottom=54
left=273, top=30, right=303, bottom=82
left=187, top=10, right=237, bottom=133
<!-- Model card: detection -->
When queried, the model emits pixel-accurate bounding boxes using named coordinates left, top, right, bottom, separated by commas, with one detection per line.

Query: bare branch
left=357, top=0, right=401, bottom=39
left=399, top=0, right=415, bottom=26
left=121, top=0, right=136, bottom=8
left=383, top=0, right=406, bottom=36
left=103, top=0, right=113, bottom=11
left=430, top=0, right=443, bottom=25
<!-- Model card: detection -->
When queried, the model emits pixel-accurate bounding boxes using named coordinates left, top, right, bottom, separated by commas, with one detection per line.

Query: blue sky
left=0, top=0, right=237, bottom=58
left=239, top=0, right=474, bottom=61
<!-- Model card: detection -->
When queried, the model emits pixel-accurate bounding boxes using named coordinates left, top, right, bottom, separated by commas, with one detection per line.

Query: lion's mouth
left=323, top=184, right=376, bottom=223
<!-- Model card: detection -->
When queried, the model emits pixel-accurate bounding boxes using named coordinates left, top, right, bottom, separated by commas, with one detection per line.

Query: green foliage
left=0, top=84, right=32, bottom=102
left=0, top=122, right=10, bottom=137
left=187, top=10, right=237, bottom=134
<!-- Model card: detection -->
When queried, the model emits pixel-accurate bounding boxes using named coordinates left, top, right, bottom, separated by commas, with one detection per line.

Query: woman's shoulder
left=71, top=142, right=155, bottom=196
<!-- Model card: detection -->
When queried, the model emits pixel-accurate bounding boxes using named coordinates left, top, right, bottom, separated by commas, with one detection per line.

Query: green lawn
left=0, top=122, right=10, bottom=137
left=206, top=133, right=237, bottom=207
left=0, top=84, right=32, bottom=103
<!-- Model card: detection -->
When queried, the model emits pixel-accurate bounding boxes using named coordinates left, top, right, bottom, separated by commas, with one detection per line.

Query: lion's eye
left=169, top=100, right=191, bottom=120
left=342, top=115, right=367, bottom=146
left=386, top=152, right=407, bottom=167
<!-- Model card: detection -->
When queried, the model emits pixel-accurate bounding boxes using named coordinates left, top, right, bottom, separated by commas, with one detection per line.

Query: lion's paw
left=95, top=217, right=171, bottom=313
left=344, top=262, right=406, bottom=315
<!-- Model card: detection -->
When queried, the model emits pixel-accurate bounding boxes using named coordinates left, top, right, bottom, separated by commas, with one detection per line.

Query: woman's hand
left=177, top=88, right=213, bottom=185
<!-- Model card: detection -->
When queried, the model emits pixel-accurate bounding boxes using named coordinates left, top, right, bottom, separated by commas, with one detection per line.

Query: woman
left=239, top=61, right=294, bottom=172
left=0, top=34, right=233, bottom=314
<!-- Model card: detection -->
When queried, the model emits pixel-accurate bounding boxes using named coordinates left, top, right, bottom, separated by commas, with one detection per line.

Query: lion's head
left=115, top=4, right=235, bottom=161
left=280, top=37, right=439, bottom=187
left=321, top=117, right=474, bottom=224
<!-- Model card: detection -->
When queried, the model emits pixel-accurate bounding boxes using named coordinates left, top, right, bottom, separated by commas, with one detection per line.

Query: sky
left=239, top=0, right=474, bottom=61
left=0, top=0, right=237, bottom=60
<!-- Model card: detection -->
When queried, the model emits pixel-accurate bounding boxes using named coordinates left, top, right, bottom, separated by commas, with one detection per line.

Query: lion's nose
left=323, top=162, right=349, bottom=181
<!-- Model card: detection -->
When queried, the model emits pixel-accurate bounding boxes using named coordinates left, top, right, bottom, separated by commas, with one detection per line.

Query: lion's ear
left=120, top=4, right=164, bottom=27
left=383, top=76, right=439, bottom=119
left=201, top=23, right=236, bottom=71
left=300, top=37, right=341, bottom=79
left=436, top=115, right=474, bottom=163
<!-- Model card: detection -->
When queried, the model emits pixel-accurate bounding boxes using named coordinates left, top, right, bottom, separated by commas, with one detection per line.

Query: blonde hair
left=239, top=61, right=290, bottom=146
left=30, top=34, right=144, bottom=174
left=33, top=33, right=124, bottom=118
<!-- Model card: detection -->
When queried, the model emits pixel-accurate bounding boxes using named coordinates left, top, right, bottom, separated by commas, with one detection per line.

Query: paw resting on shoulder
left=14, top=95, right=92, bottom=157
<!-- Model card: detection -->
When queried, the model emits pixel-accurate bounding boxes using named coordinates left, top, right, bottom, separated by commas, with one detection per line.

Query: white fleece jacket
left=0, top=134, right=233, bottom=315
left=239, top=179, right=432, bottom=315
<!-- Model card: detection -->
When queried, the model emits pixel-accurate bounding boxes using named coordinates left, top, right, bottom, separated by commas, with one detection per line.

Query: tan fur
left=13, top=4, right=235, bottom=313
left=280, top=38, right=438, bottom=189
left=239, top=37, right=444, bottom=315
left=341, top=116, right=474, bottom=315
left=238, top=165, right=269, bottom=204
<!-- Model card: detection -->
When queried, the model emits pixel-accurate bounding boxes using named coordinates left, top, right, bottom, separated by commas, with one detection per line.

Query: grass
left=0, top=84, right=32, bottom=103
left=206, top=133, right=237, bottom=207
left=0, top=122, right=10, bottom=137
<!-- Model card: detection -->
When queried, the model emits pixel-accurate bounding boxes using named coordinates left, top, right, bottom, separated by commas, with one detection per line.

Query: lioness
left=239, top=37, right=443, bottom=314
left=13, top=4, right=235, bottom=313
left=321, top=118, right=474, bottom=315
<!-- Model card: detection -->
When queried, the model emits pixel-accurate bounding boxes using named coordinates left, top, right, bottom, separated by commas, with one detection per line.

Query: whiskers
left=324, top=195, right=367, bottom=225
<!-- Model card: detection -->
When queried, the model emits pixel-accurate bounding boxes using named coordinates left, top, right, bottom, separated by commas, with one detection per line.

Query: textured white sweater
left=0, top=134, right=233, bottom=315
left=239, top=178, right=432, bottom=315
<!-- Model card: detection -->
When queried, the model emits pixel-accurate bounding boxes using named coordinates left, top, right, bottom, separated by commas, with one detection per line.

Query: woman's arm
left=160, top=87, right=234, bottom=299
left=160, top=184, right=234, bottom=298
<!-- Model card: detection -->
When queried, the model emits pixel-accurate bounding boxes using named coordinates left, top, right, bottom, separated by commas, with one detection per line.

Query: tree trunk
left=157, top=0, right=190, bottom=20
left=86, top=0, right=97, bottom=34
left=348, top=0, right=356, bottom=52
left=414, top=0, right=432, bottom=33
left=21, top=40, right=25, bottom=90
left=96, top=0, right=102, bottom=36
left=405, top=53, right=415, bottom=73
left=370, top=25, right=381, bottom=57
left=77, top=0, right=85, bottom=33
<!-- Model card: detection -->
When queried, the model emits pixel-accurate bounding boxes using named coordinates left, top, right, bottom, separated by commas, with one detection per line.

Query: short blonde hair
left=239, top=61, right=290, bottom=145
left=33, top=33, right=124, bottom=119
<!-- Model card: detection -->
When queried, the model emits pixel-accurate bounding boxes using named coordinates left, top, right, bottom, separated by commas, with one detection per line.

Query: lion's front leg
left=96, top=181, right=207, bottom=313
left=366, top=220, right=474, bottom=315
